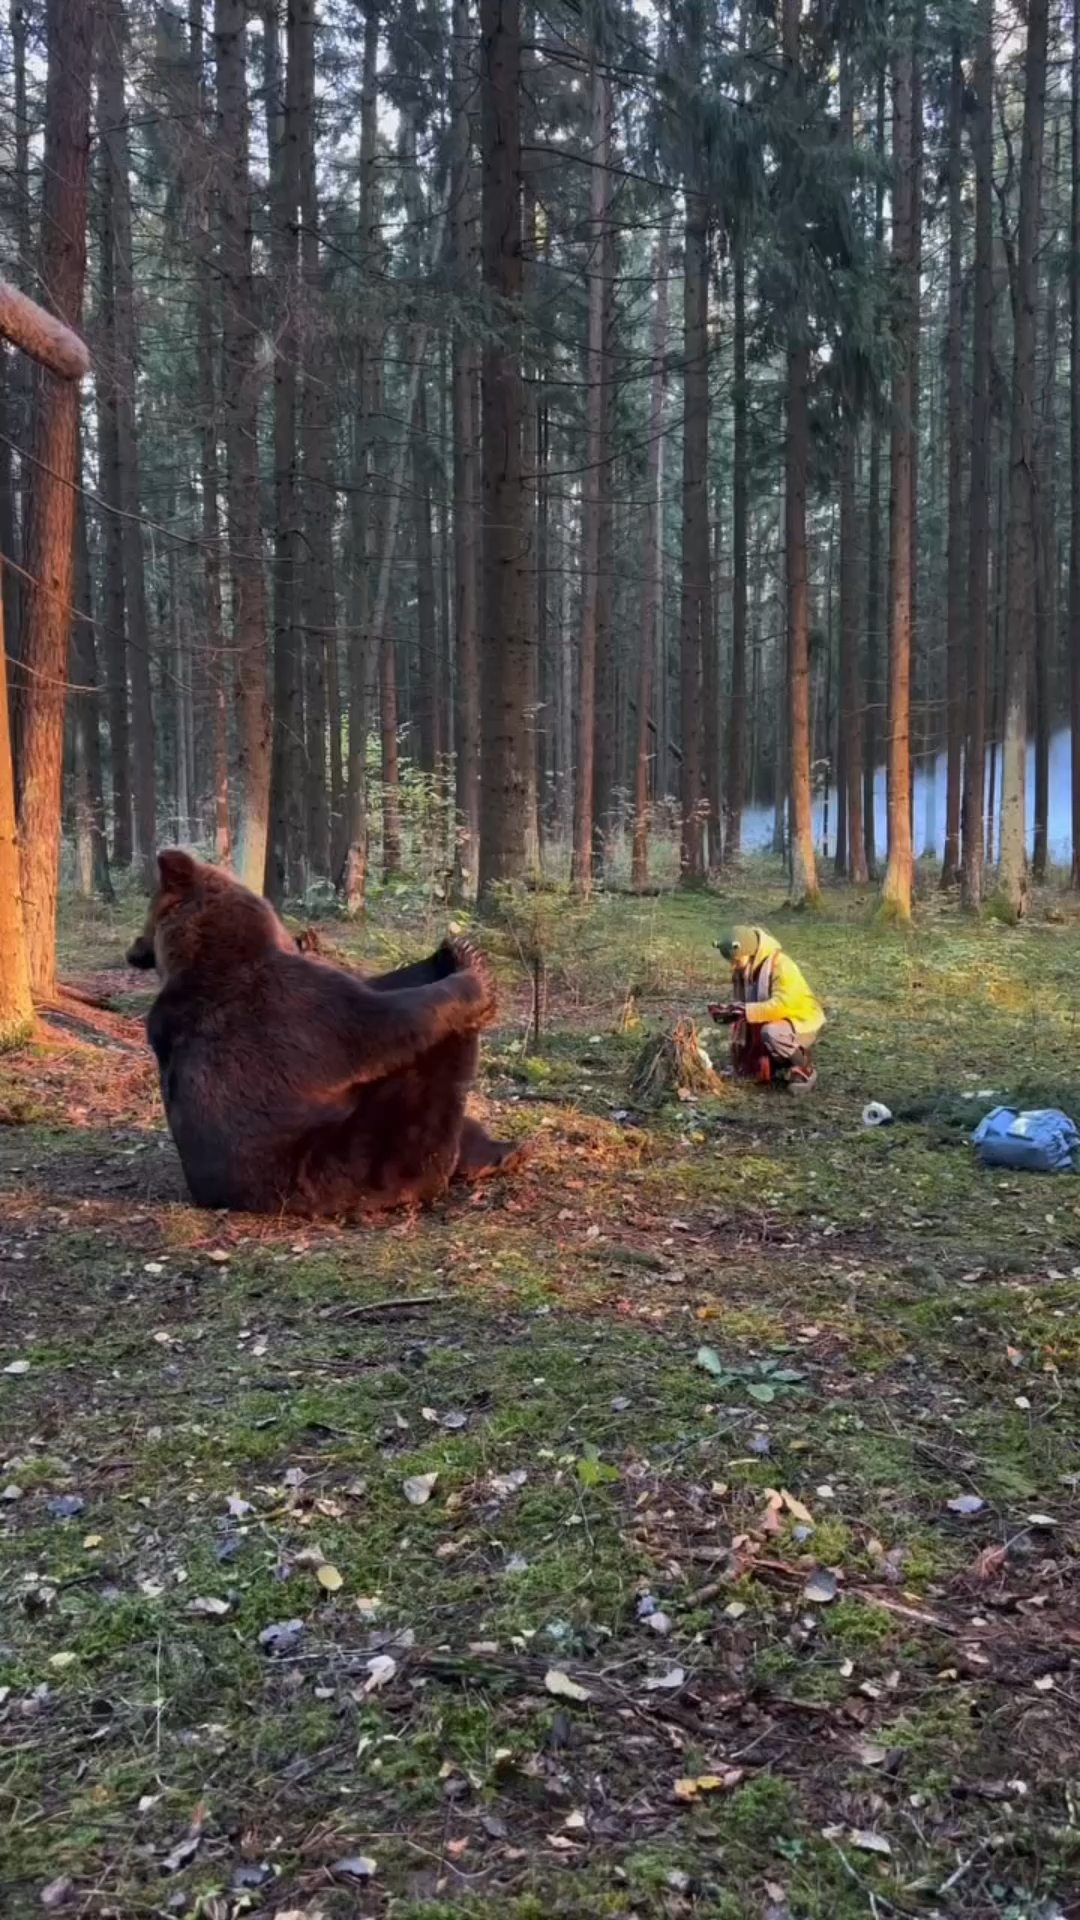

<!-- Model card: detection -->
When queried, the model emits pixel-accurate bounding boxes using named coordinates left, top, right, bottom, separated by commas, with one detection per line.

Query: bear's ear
left=157, top=849, right=197, bottom=892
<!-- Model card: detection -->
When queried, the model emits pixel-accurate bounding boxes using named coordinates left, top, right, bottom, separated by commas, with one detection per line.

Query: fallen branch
left=0, top=278, right=90, bottom=379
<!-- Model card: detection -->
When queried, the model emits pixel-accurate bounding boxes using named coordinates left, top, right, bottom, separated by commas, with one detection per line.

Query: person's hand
left=708, top=1001, right=745, bottom=1025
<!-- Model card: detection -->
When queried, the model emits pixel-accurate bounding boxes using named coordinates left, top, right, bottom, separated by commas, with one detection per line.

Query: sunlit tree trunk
left=0, top=557, right=32, bottom=1044
left=997, top=0, right=1048, bottom=920
left=882, top=26, right=915, bottom=921
left=14, top=0, right=93, bottom=994
left=1071, top=0, right=1080, bottom=888
left=864, top=69, right=886, bottom=877
left=295, top=0, right=333, bottom=880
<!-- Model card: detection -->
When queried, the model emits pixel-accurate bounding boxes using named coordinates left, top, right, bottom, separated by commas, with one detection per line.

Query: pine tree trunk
left=680, top=190, right=709, bottom=885
left=786, top=336, right=817, bottom=903
left=13, top=0, right=93, bottom=995
left=414, top=384, right=439, bottom=773
left=264, top=0, right=304, bottom=901
left=1033, top=117, right=1059, bottom=885
left=963, top=0, right=993, bottom=909
left=882, top=29, right=915, bottom=921
left=863, top=67, right=886, bottom=877
left=997, top=0, right=1048, bottom=921
left=571, top=57, right=611, bottom=896
left=0, top=556, right=32, bottom=1044
left=592, top=222, right=617, bottom=882
left=1072, top=0, right=1080, bottom=887
left=295, top=0, right=333, bottom=881
left=782, top=0, right=817, bottom=905
left=380, top=627, right=402, bottom=876
left=942, top=39, right=965, bottom=887
left=477, top=0, right=529, bottom=896
left=907, top=28, right=922, bottom=857
left=216, top=0, right=271, bottom=893
left=100, top=0, right=155, bottom=886
left=631, top=227, right=669, bottom=891
left=725, top=230, right=748, bottom=864
left=450, top=0, right=481, bottom=898
left=71, top=437, right=113, bottom=903
left=340, top=2, right=380, bottom=912
left=94, top=204, right=132, bottom=871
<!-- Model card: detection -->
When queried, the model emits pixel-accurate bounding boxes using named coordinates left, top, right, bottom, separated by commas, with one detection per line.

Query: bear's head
left=126, top=850, right=294, bottom=979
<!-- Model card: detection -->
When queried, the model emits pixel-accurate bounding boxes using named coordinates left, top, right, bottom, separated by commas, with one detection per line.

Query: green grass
left=2, top=866, right=1080, bottom=1915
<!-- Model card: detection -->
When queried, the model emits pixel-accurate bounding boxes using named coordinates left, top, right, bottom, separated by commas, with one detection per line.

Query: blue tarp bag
left=972, top=1106, right=1080, bottom=1174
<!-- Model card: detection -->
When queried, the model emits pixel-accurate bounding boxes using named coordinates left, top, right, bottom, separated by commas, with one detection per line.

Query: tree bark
left=782, top=0, right=816, bottom=905
left=98, top=0, right=155, bottom=885
left=725, top=228, right=748, bottom=863
left=0, top=556, right=32, bottom=1043
left=571, top=56, right=611, bottom=896
left=380, top=626, right=403, bottom=875
left=1072, top=0, right=1080, bottom=887
left=414, top=383, right=439, bottom=773
left=477, top=0, right=529, bottom=896
left=680, top=188, right=710, bottom=884
left=864, top=67, right=886, bottom=877
left=881, top=27, right=915, bottom=921
left=997, top=0, right=1048, bottom=920
left=1033, top=115, right=1059, bottom=885
left=295, top=0, right=334, bottom=880
left=264, top=0, right=304, bottom=901
left=451, top=0, right=481, bottom=899
left=71, top=433, right=113, bottom=902
left=631, top=226, right=670, bottom=890
left=837, top=48, right=865, bottom=885
left=963, top=0, right=993, bottom=909
left=942, top=38, right=965, bottom=887
left=215, top=0, right=271, bottom=892
left=13, top=0, right=93, bottom=994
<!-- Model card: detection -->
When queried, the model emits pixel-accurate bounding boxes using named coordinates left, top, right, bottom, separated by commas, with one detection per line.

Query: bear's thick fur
left=127, top=850, right=520, bottom=1216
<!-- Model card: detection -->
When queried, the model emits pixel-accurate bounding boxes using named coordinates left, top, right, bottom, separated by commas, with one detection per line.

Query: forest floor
left=3, top=867, right=1080, bottom=1920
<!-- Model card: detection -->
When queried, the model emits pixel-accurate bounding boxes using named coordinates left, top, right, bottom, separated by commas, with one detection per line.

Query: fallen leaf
left=642, top=1666, right=685, bottom=1691
left=646, top=1611, right=672, bottom=1635
left=849, top=1830, right=891, bottom=1857
left=331, top=1856, right=377, bottom=1880
left=780, top=1489, right=813, bottom=1525
left=855, top=1741, right=887, bottom=1767
left=946, top=1494, right=985, bottom=1516
left=695, top=1346, right=725, bottom=1379
left=316, top=1564, right=343, bottom=1592
left=1034, top=1674, right=1055, bottom=1693
left=258, top=1618, right=304, bottom=1656
left=803, top=1568, right=838, bottom=1605
left=544, top=1669, right=591, bottom=1703
left=206, top=1248, right=231, bottom=1264
left=187, top=1596, right=230, bottom=1619
left=82, top=1533, right=102, bottom=1550
left=161, top=1832, right=202, bottom=1874
left=4, top=1359, right=31, bottom=1375
left=46, top=1495, right=85, bottom=1521
left=49, top=1652, right=77, bottom=1671
left=441, top=1410, right=468, bottom=1430
left=971, top=1544, right=1007, bottom=1580
left=2, top=1483, right=22, bottom=1501
left=362, top=1654, right=397, bottom=1693
left=354, top=1594, right=381, bottom=1621
left=40, top=1876, right=75, bottom=1910
left=564, top=1810, right=587, bottom=1830
left=1026, top=1513, right=1057, bottom=1529
left=673, top=1769, right=743, bottom=1801
left=403, top=1472, right=438, bottom=1506
left=226, top=1493, right=252, bottom=1519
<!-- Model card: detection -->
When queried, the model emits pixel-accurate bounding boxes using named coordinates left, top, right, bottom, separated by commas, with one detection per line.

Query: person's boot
left=786, top=1048, right=818, bottom=1095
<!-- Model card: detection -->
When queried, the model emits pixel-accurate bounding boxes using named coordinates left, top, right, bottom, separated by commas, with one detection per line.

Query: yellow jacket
left=735, top=930, right=824, bottom=1038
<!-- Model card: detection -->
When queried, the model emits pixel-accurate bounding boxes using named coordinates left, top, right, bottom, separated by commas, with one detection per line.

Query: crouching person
left=709, top=925, right=824, bottom=1092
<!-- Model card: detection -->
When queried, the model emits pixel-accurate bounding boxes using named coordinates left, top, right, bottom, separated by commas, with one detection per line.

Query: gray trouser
left=759, top=1020, right=816, bottom=1061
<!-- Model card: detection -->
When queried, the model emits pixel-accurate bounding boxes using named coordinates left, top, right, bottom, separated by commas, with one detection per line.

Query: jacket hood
left=729, top=925, right=781, bottom=969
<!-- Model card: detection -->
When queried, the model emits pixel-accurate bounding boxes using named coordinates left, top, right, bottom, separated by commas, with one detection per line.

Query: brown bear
left=127, top=849, right=520, bottom=1216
